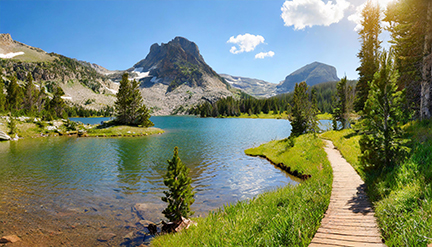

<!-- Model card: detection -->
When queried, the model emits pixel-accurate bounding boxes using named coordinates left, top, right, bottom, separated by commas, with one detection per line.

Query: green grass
left=316, top=113, right=332, bottom=120
left=226, top=111, right=289, bottom=119
left=320, top=123, right=432, bottom=246
left=152, top=134, right=332, bottom=246
left=85, top=125, right=164, bottom=137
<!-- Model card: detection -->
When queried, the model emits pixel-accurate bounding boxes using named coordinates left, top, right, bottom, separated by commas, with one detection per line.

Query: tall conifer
left=162, top=147, right=195, bottom=222
left=354, top=0, right=382, bottom=113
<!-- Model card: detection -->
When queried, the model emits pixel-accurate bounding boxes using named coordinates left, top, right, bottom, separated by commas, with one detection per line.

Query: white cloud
left=255, top=51, right=275, bottom=59
left=227, top=33, right=265, bottom=54
left=281, top=0, right=350, bottom=30
left=348, top=0, right=394, bottom=31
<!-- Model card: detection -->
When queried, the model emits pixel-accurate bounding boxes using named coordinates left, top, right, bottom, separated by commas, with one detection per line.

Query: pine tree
left=291, top=82, right=309, bottom=137
left=162, top=147, right=195, bottom=222
left=23, top=73, right=36, bottom=114
left=386, top=0, right=429, bottom=118
left=115, top=73, right=153, bottom=126
left=0, top=78, right=6, bottom=113
left=308, top=87, right=319, bottom=134
left=359, top=50, right=408, bottom=171
left=354, top=0, right=382, bottom=113
left=333, top=77, right=348, bottom=130
left=6, top=75, right=23, bottom=112
left=49, top=87, right=66, bottom=118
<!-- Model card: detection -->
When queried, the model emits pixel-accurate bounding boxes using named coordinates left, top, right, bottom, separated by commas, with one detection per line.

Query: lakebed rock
left=0, top=235, right=21, bottom=243
left=132, top=203, right=164, bottom=222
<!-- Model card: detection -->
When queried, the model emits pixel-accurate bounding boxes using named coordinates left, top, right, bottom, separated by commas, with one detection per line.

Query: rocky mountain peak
left=276, top=61, right=339, bottom=93
left=0, top=33, right=13, bottom=44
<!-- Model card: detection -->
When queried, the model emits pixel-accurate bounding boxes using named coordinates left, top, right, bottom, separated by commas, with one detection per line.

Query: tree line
left=0, top=74, right=114, bottom=120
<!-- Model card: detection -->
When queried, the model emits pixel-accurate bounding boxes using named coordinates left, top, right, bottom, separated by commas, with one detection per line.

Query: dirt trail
left=309, top=140, right=385, bottom=247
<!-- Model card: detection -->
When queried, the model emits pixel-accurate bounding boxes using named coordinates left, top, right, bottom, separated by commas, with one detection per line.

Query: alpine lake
left=0, top=116, right=331, bottom=246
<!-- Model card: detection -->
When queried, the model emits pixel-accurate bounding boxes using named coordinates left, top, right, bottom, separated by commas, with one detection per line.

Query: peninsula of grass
left=321, top=123, right=432, bottom=246
left=152, top=134, right=332, bottom=246
left=85, top=125, right=164, bottom=137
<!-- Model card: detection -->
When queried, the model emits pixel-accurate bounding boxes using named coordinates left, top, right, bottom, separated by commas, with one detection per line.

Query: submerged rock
left=132, top=203, right=164, bottom=222
left=0, top=235, right=21, bottom=243
left=96, top=233, right=116, bottom=242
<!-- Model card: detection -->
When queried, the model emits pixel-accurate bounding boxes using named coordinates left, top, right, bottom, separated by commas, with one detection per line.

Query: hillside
left=276, top=62, right=339, bottom=93
left=0, top=33, right=118, bottom=110
left=220, top=74, right=277, bottom=98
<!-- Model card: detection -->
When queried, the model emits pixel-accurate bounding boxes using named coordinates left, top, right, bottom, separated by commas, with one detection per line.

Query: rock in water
left=0, top=235, right=21, bottom=243
left=132, top=203, right=164, bottom=222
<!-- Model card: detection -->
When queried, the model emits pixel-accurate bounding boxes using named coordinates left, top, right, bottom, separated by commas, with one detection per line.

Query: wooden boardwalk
left=309, top=140, right=385, bottom=247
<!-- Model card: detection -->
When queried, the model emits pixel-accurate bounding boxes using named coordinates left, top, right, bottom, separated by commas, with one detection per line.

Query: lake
left=0, top=116, right=298, bottom=246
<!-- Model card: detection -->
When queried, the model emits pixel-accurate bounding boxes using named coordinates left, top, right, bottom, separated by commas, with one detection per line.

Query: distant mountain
left=0, top=33, right=118, bottom=110
left=116, top=36, right=235, bottom=115
left=276, top=62, right=339, bottom=94
left=220, top=74, right=277, bottom=98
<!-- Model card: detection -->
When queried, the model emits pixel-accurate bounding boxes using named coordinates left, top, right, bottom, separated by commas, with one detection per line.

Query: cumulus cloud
left=255, top=51, right=275, bottom=59
left=227, top=33, right=265, bottom=54
left=348, top=0, right=393, bottom=31
left=281, top=0, right=350, bottom=30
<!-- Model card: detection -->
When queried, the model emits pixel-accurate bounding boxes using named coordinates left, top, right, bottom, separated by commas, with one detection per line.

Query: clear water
left=0, top=116, right=297, bottom=246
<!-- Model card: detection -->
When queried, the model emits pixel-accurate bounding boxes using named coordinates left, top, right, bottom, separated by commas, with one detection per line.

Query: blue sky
left=0, top=0, right=392, bottom=83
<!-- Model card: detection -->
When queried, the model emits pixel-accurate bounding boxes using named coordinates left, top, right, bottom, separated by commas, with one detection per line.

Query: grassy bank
left=152, top=134, right=332, bottom=246
left=321, top=123, right=432, bottom=246
left=224, top=112, right=331, bottom=120
left=0, top=117, right=163, bottom=139
left=85, top=125, right=164, bottom=137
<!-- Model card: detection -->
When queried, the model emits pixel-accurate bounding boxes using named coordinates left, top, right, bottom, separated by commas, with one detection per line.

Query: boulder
left=0, top=235, right=21, bottom=243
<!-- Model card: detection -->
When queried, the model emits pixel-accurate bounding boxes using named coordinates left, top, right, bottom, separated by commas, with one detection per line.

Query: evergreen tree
left=291, top=82, right=309, bottom=137
left=23, top=73, right=36, bottom=114
left=385, top=0, right=429, bottom=118
left=308, top=87, right=319, bottom=134
left=359, top=50, right=407, bottom=171
left=49, top=87, right=66, bottom=118
left=115, top=73, right=153, bottom=126
left=354, top=0, right=382, bottom=113
left=162, top=147, right=195, bottom=222
left=333, top=77, right=348, bottom=130
left=0, top=78, right=6, bottom=113
left=6, top=75, right=23, bottom=112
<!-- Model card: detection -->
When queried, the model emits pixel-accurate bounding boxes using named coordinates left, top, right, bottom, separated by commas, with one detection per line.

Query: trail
left=309, top=140, right=385, bottom=247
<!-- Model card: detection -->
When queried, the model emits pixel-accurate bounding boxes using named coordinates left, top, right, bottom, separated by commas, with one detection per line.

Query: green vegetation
left=114, top=73, right=153, bottom=127
left=152, top=134, right=332, bottom=246
left=162, top=147, right=195, bottom=222
left=290, top=81, right=318, bottom=137
left=354, top=0, right=381, bottom=112
left=86, top=125, right=163, bottom=137
left=359, top=50, right=408, bottom=171
left=321, top=123, right=432, bottom=246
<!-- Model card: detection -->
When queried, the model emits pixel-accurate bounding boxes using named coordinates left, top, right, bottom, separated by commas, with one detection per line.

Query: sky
left=0, top=0, right=395, bottom=84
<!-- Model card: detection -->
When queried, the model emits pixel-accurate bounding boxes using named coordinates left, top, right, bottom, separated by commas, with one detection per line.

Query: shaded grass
left=321, top=123, right=432, bottom=246
left=152, top=134, right=332, bottom=246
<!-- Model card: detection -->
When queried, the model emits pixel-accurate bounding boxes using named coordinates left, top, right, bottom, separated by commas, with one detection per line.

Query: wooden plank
left=309, top=140, right=386, bottom=247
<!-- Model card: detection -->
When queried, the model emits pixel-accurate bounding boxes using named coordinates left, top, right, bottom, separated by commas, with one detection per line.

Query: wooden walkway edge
left=309, top=140, right=386, bottom=247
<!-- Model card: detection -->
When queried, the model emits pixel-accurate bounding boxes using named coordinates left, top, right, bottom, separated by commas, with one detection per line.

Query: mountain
left=0, top=33, right=118, bottom=110
left=276, top=62, right=339, bottom=94
left=115, top=36, right=236, bottom=115
left=220, top=74, right=277, bottom=98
